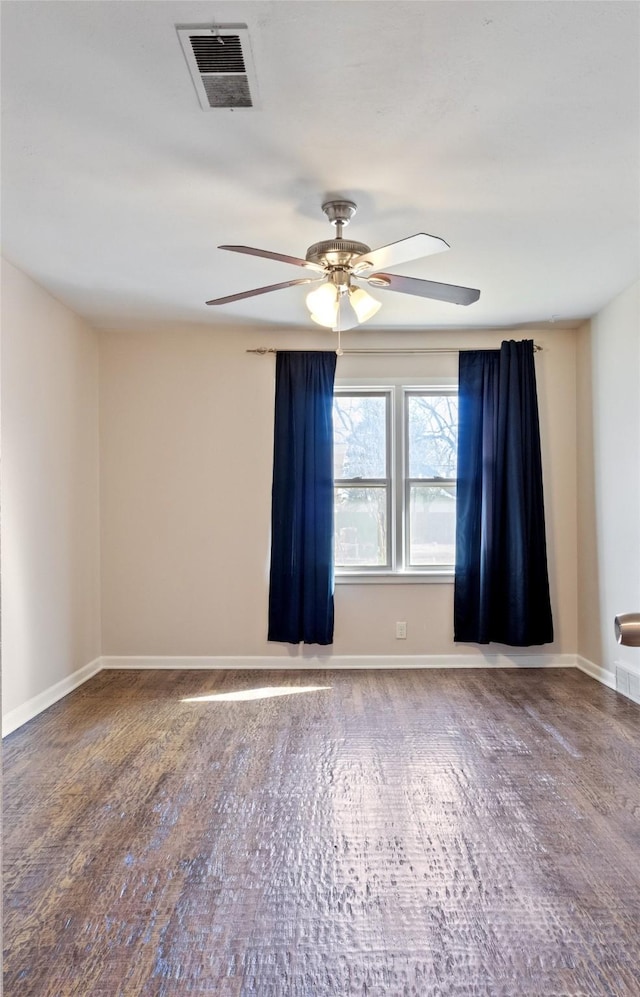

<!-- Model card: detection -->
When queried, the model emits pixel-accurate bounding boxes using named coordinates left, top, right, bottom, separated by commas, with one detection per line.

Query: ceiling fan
left=205, top=199, right=480, bottom=330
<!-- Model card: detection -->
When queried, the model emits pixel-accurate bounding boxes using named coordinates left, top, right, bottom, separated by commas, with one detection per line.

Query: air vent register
left=177, top=25, right=259, bottom=110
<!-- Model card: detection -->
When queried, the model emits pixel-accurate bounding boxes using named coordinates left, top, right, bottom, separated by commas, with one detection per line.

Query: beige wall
left=99, top=323, right=578, bottom=659
left=576, top=321, right=602, bottom=665
left=1, top=259, right=101, bottom=719
left=580, top=279, right=640, bottom=675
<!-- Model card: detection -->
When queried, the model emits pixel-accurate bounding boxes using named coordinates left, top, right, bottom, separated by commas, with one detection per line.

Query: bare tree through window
left=333, top=393, right=388, bottom=566
left=333, top=388, right=457, bottom=571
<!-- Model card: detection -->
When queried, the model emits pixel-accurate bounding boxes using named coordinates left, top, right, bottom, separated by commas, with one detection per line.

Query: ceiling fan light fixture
left=306, top=281, right=339, bottom=327
left=208, top=199, right=480, bottom=319
left=309, top=310, right=339, bottom=329
left=349, top=286, right=381, bottom=323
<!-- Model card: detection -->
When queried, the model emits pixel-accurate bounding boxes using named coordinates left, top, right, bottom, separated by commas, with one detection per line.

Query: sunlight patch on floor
left=181, top=686, right=332, bottom=703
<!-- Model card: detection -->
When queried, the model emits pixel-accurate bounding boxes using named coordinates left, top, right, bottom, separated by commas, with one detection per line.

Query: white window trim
left=335, top=571, right=454, bottom=585
left=334, top=375, right=458, bottom=583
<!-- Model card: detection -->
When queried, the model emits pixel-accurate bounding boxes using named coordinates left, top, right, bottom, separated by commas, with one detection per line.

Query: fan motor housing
left=305, top=238, right=372, bottom=268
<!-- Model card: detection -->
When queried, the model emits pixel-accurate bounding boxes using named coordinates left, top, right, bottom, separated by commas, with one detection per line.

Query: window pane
left=409, top=484, right=456, bottom=566
left=333, top=394, right=387, bottom=479
left=335, top=487, right=387, bottom=566
left=408, top=394, right=457, bottom=478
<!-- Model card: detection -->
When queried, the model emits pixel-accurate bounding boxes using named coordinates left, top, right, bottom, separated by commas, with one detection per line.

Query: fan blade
left=351, top=233, right=449, bottom=272
left=219, top=245, right=325, bottom=272
left=365, top=272, right=480, bottom=306
left=206, top=277, right=320, bottom=306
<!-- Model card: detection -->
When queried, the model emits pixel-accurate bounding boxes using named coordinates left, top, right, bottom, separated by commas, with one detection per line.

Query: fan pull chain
left=336, top=290, right=343, bottom=355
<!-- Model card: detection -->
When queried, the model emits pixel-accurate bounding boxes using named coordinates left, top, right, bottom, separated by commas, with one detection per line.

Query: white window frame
left=334, top=387, right=394, bottom=572
left=334, top=377, right=458, bottom=584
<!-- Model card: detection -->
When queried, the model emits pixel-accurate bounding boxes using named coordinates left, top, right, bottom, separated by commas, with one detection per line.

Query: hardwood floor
left=3, top=667, right=640, bottom=996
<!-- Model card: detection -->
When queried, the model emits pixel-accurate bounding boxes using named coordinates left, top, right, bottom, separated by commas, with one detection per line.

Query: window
left=333, top=385, right=458, bottom=576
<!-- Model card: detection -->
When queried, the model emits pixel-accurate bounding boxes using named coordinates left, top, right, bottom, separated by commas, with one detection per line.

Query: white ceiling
left=1, top=1, right=639, bottom=332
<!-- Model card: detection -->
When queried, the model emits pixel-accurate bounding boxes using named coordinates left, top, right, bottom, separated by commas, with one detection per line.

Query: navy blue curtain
left=454, top=340, right=554, bottom=646
left=268, top=351, right=337, bottom=645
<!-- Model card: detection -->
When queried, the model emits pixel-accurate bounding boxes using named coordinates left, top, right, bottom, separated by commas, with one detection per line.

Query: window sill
left=335, top=571, right=454, bottom=585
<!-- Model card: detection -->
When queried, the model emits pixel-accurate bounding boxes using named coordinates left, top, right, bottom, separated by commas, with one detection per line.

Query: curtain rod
left=247, top=344, right=542, bottom=356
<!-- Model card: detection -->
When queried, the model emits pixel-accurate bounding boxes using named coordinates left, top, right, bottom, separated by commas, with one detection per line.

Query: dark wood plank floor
left=3, top=668, right=640, bottom=996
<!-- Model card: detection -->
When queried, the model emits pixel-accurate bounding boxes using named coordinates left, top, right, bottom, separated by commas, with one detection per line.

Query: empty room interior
left=2, top=2, right=639, bottom=995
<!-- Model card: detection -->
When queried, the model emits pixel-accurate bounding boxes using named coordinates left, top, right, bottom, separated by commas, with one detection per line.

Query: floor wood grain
left=3, top=668, right=640, bottom=996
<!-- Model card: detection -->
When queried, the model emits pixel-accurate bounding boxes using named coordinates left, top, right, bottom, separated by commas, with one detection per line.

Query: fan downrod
left=321, top=199, right=357, bottom=237
left=305, top=199, right=371, bottom=269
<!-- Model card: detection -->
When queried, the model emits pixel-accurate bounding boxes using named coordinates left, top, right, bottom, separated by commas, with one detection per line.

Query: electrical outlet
left=396, top=621, right=407, bottom=639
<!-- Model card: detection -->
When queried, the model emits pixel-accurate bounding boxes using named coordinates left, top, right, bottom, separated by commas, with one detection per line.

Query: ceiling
left=1, top=1, right=639, bottom=332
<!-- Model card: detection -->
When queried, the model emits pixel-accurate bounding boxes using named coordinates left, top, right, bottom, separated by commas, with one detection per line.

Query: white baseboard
left=575, top=655, right=616, bottom=689
left=100, top=652, right=577, bottom=671
left=5, top=653, right=614, bottom=737
left=2, top=658, right=102, bottom=737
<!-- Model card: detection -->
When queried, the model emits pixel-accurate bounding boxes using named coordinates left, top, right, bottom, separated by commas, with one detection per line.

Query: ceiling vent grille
left=177, top=25, right=259, bottom=110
